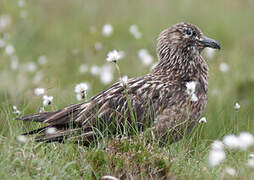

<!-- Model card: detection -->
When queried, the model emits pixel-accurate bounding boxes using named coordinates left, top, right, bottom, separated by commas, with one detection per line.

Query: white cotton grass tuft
left=5, top=44, right=15, bottom=55
left=18, top=0, right=25, bottom=7
left=224, top=167, right=237, bottom=176
left=138, top=49, right=153, bottom=66
left=219, top=62, right=229, bottom=72
left=190, top=94, right=198, bottom=102
left=94, top=42, right=103, bottom=51
left=234, top=102, right=240, bottom=111
left=185, top=81, right=198, bottom=102
left=223, top=134, right=240, bottom=149
left=10, top=56, right=19, bottom=70
left=209, top=132, right=254, bottom=168
left=34, top=88, right=45, bottom=96
left=79, top=64, right=88, bottom=74
left=208, top=149, right=226, bottom=167
left=90, top=65, right=100, bottom=76
left=222, top=132, right=254, bottom=150
left=129, top=25, right=142, bottom=39
left=204, top=47, right=216, bottom=59
left=42, top=95, right=53, bottom=106
left=17, top=135, right=27, bottom=143
left=211, top=140, right=224, bottom=151
left=106, top=50, right=124, bottom=63
left=101, top=175, right=119, bottom=180
left=46, top=127, right=57, bottom=135
left=0, top=14, right=11, bottom=32
left=13, top=105, right=21, bottom=115
left=76, top=94, right=84, bottom=101
left=102, top=24, right=113, bottom=37
left=246, top=159, right=254, bottom=169
left=37, top=55, right=47, bottom=65
left=23, top=61, right=37, bottom=73
left=186, top=81, right=196, bottom=95
left=208, top=140, right=226, bottom=167
left=100, top=64, right=114, bottom=85
left=119, top=75, right=128, bottom=87
left=0, top=38, right=6, bottom=48
left=75, top=83, right=89, bottom=94
left=249, top=154, right=254, bottom=159
left=198, top=117, right=207, bottom=123
left=238, top=132, right=254, bottom=150
left=75, top=83, right=89, bottom=101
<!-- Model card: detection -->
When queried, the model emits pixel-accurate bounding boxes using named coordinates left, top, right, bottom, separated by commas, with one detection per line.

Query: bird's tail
left=16, top=103, right=96, bottom=144
left=16, top=111, right=56, bottom=123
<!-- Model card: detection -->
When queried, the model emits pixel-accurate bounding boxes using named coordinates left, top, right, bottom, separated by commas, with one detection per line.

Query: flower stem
left=114, top=62, right=122, bottom=79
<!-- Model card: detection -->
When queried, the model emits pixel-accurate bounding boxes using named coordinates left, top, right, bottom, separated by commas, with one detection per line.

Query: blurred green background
left=0, top=0, right=254, bottom=178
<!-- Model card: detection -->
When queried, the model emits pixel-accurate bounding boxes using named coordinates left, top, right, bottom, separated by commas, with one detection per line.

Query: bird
left=17, top=22, right=220, bottom=145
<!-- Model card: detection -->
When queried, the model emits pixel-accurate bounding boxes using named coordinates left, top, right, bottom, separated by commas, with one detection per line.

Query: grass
left=1, top=0, right=254, bottom=179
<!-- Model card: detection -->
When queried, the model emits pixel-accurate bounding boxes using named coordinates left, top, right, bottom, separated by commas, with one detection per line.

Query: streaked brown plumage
left=17, top=23, right=220, bottom=144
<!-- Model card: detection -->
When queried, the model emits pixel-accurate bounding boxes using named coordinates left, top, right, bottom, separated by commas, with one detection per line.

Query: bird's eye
left=184, top=29, right=192, bottom=36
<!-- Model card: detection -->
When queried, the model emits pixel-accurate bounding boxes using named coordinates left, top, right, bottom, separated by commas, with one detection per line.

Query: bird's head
left=157, top=22, right=220, bottom=60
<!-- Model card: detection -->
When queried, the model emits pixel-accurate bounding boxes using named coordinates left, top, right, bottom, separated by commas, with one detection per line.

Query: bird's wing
left=150, top=83, right=205, bottom=144
left=17, top=76, right=153, bottom=143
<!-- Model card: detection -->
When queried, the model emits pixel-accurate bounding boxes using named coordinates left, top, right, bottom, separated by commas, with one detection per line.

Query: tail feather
left=34, top=128, right=96, bottom=144
left=47, top=110, right=81, bottom=126
left=43, top=103, right=83, bottom=124
left=34, top=128, right=82, bottom=142
left=16, top=112, right=56, bottom=122
left=16, top=102, right=90, bottom=144
left=22, top=126, right=48, bottom=135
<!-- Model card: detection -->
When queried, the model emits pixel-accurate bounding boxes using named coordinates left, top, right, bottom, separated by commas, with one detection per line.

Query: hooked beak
left=199, top=36, right=221, bottom=50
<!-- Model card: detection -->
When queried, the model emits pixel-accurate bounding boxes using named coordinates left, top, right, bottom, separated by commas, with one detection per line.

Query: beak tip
left=200, top=37, right=221, bottom=50
left=217, top=44, right=221, bottom=50
left=215, top=41, right=221, bottom=50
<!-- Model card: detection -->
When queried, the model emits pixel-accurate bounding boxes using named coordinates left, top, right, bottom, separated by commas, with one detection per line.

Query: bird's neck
left=153, top=48, right=209, bottom=86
